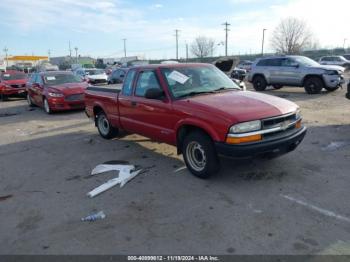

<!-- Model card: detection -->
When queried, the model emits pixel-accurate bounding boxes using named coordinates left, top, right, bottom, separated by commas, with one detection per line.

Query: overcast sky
left=1, top=0, right=349, bottom=59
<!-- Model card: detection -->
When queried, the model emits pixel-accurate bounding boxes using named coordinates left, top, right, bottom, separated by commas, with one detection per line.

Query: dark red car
left=0, top=70, right=27, bottom=100
left=26, top=71, right=88, bottom=114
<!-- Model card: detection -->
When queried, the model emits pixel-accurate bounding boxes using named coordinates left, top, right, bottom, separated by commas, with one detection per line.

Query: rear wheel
left=182, top=131, right=220, bottom=179
left=96, top=112, right=118, bottom=139
left=253, top=75, right=267, bottom=91
left=304, top=77, right=324, bottom=94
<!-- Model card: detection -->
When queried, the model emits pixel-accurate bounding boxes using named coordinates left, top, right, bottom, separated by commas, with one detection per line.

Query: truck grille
left=65, top=93, right=84, bottom=101
left=262, top=113, right=298, bottom=139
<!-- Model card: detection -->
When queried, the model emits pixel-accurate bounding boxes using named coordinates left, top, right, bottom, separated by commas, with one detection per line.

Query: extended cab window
left=135, top=71, right=161, bottom=97
left=122, top=69, right=136, bottom=96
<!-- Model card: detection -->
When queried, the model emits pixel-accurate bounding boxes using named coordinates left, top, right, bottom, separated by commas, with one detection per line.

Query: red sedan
left=0, top=70, right=27, bottom=100
left=26, top=71, right=88, bottom=114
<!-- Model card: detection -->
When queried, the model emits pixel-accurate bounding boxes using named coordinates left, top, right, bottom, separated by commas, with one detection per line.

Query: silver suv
left=248, top=56, right=345, bottom=94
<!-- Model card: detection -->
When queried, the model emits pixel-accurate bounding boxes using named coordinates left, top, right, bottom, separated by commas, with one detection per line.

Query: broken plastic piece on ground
left=91, top=164, right=135, bottom=176
left=81, top=211, right=106, bottom=222
left=322, top=141, right=350, bottom=152
left=88, top=169, right=142, bottom=198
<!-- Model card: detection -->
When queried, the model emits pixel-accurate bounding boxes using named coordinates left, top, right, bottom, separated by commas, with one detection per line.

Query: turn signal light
left=296, top=120, right=302, bottom=129
left=226, top=134, right=262, bottom=145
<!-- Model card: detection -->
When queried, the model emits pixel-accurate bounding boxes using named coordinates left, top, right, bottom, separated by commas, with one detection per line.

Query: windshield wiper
left=213, top=87, right=239, bottom=92
left=177, top=91, right=216, bottom=99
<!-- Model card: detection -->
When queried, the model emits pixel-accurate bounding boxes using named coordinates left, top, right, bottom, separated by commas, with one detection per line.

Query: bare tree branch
left=270, top=17, right=313, bottom=55
left=191, top=36, right=216, bottom=58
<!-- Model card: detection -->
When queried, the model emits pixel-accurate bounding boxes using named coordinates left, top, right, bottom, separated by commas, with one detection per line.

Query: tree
left=191, top=36, right=216, bottom=58
left=271, top=17, right=313, bottom=55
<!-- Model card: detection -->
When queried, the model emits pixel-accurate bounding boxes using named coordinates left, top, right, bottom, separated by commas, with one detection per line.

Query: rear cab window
left=121, top=69, right=137, bottom=96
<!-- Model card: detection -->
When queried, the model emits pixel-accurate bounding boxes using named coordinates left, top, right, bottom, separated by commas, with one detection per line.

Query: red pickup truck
left=85, top=63, right=307, bottom=178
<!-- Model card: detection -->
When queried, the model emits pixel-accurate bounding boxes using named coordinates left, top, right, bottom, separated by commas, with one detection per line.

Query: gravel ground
left=0, top=79, right=350, bottom=255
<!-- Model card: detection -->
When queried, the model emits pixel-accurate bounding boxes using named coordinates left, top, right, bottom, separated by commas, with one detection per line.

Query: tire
left=304, top=77, right=324, bottom=94
left=43, top=98, right=52, bottom=114
left=27, top=94, right=35, bottom=107
left=182, top=131, right=220, bottom=179
left=324, top=85, right=340, bottom=92
left=96, top=111, right=118, bottom=139
left=346, top=93, right=350, bottom=99
left=253, top=75, right=267, bottom=91
left=273, top=85, right=283, bottom=90
left=1, top=94, right=8, bottom=101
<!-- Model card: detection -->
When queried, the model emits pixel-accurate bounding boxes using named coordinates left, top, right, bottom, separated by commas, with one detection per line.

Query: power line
left=222, top=22, right=231, bottom=57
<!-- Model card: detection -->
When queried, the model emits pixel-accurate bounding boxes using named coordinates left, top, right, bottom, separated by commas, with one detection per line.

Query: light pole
left=175, top=29, right=180, bottom=60
left=343, top=38, right=347, bottom=50
left=74, top=47, right=78, bottom=63
left=122, top=39, right=127, bottom=57
left=261, top=29, right=267, bottom=57
left=3, top=47, right=8, bottom=67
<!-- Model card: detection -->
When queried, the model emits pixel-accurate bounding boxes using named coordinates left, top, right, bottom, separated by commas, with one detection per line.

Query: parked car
left=231, top=68, right=247, bottom=81
left=108, top=68, right=129, bottom=84
left=319, top=56, right=350, bottom=68
left=248, top=56, right=345, bottom=94
left=26, top=71, right=88, bottom=114
left=75, top=68, right=108, bottom=84
left=342, top=54, right=350, bottom=61
left=85, top=63, right=307, bottom=178
left=0, top=70, right=27, bottom=100
left=237, top=61, right=253, bottom=71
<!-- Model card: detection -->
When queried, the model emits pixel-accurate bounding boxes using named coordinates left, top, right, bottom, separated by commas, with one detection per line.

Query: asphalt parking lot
left=0, top=81, right=350, bottom=255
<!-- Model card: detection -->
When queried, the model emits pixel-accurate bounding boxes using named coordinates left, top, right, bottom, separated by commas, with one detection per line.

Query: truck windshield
left=44, top=74, right=83, bottom=85
left=161, top=65, right=240, bottom=99
left=86, top=70, right=105, bottom=75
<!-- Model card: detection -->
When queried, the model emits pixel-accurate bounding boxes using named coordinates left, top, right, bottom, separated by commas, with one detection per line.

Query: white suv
left=319, top=56, right=350, bottom=68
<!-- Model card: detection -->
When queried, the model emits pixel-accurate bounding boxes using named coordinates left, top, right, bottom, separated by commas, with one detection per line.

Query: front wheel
left=96, top=112, right=118, bottom=139
left=182, top=131, right=220, bottom=179
left=304, top=77, right=324, bottom=94
left=43, top=98, right=52, bottom=114
left=252, top=76, right=267, bottom=91
left=27, top=94, right=35, bottom=107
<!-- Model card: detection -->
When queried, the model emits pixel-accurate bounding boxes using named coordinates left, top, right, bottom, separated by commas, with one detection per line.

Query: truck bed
left=86, top=84, right=122, bottom=93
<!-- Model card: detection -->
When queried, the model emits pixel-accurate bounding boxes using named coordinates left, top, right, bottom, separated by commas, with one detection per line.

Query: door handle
left=131, top=101, right=137, bottom=107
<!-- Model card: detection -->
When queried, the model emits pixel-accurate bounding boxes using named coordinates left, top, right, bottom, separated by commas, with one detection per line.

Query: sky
left=0, top=0, right=349, bottom=60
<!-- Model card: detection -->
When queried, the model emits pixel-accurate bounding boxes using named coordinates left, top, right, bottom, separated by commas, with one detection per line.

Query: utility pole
left=74, top=47, right=78, bottom=63
left=122, top=39, right=127, bottom=57
left=48, top=49, right=51, bottom=60
left=261, top=29, right=267, bottom=56
left=69, top=41, right=72, bottom=58
left=175, top=29, right=180, bottom=60
left=343, top=38, right=347, bottom=50
left=186, top=42, right=189, bottom=61
left=3, top=47, right=8, bottom=67
left=222, top=22, right=231, bottom=57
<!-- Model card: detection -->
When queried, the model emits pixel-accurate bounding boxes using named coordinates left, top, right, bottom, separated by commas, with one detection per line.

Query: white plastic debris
left=81, top=211, right=106, bottom=222
left=87, top=164, right=142, bottom=198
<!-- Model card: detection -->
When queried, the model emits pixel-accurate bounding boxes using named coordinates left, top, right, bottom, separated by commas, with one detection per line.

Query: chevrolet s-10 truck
left=84, top=63, right=307, bottom=178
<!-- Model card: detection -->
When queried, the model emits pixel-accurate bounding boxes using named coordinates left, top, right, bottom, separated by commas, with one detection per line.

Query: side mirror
left=292, top=63, right=299, bottom=68
left=120, top=75, right=125, bottom=78
left=145, top=88, right=164, bottom=100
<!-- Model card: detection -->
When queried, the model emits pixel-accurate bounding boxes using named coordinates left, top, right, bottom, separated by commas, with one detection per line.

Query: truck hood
left=175, top=90, right=298, bottom=123
left=48, top=83, right=88, bottom=95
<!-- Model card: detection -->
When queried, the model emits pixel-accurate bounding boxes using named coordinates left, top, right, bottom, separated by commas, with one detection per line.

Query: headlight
left=230, top=120, right=261, bottom=134
left=324, top=70, right=338, bottom=75
left=48, top=92, right=63, bottom=97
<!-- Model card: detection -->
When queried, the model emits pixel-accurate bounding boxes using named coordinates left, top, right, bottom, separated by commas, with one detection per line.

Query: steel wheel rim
left=44, top=99, right=50, bottom=113
left=186, top=141, right=206, bottom=172
left=98, top=115, right=110, bottom=135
